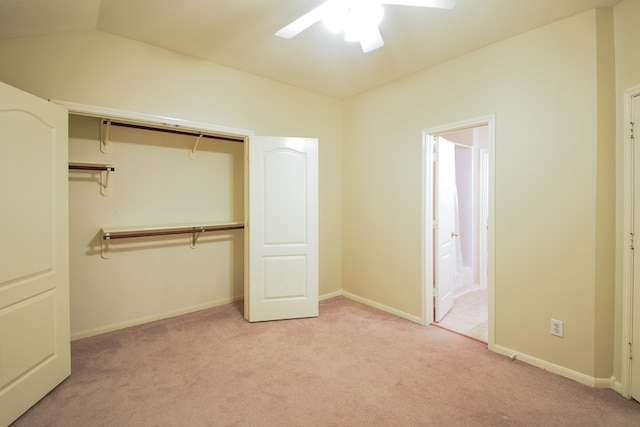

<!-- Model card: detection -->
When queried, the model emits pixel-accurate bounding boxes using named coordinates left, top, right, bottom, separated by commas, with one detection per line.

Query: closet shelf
left=68, top=162, right=115, bottom=172
left=100, top=119, right=245, bottom=155
left=69, top=162, right=114, bottom=196
left=102, top=222, right=244, bottom=240
left=100, top=222, right=245, bottom=259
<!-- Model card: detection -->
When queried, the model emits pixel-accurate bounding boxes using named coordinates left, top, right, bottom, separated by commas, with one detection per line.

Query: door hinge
left=631, top=121, right=635, bottom=141
left=432, top=220, right=438, bottom=230
left=433, top=287, right=438, bottom=297
left=629, top=342, right=633, bottom=360
left=630, top=233, right=635, bottom=251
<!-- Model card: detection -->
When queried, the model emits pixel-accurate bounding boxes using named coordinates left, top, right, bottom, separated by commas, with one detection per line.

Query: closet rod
left=103, top=223, right=244, bottom=240
left=69, top=163, right=115, bottom=172
left=103, top=120, right=245, bottom=143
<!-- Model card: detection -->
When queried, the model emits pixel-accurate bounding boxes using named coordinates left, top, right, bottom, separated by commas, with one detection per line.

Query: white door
left=435, top=137, right=456, bottom=322
left=631, top=93, right=640, bottom=401
left=0, top=82, right=70, bottom=425
left=245, top=136, right=318, bottom=322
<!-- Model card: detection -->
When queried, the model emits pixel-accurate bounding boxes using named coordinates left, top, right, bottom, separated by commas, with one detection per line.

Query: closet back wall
left=69, top=116, right=244, bottom=338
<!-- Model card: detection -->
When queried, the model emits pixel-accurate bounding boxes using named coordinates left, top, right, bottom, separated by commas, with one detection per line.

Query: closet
left=62, top=102, right=319, bottom=338
left=67, top=113, right=243, bottom=337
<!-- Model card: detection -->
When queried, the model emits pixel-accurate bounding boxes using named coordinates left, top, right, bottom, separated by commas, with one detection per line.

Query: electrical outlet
left=550, top=319, right=564, bottom=337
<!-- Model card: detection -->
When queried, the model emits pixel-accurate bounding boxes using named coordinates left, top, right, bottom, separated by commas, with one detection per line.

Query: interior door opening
left=423, top=117, right=494, bottom=347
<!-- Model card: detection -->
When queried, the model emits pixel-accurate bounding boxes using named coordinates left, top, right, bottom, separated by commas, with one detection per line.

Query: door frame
left=621, top=84, right=640, bottom=398
left=479, top=147, right=490, bottom=291
left=422, top=115, right=496, bottom=350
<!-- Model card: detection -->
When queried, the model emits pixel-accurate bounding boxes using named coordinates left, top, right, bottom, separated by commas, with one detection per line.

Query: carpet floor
left=11, top=296, right=640, bottom=426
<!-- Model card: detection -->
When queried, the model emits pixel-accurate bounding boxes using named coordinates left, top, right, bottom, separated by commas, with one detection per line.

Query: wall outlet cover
left=550, top=319, right=564, bottom=337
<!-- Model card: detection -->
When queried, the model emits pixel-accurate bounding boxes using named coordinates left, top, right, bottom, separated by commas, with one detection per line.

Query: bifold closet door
left=245, top=136, right=318, bottom=322
left=0, top=81, right=70, bottom=426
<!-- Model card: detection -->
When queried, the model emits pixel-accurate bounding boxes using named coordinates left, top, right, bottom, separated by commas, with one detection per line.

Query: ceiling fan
left=275, top=0, right=457, bottom=53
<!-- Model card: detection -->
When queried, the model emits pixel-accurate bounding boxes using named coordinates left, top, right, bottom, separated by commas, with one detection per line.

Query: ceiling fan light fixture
left=321, top=1, right=385, bottom=40
left=276, top=0, right=455, bottom=53
left=354, top=1, right=385, bottom=27
left=342, top=2, right=385, bottom=46
left=359, top=25, right=385, bottom=53
left=322, top=3, right=349, bottom=33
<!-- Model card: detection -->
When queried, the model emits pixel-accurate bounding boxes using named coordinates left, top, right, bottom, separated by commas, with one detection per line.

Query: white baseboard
left=71, top=295, right=244, bottom=341
left=73, top=290, right=348, bottom=340
left=319, top=290, right=343, bottom=301
left=494, top=344, right=612, bottom=388
left=611, top=378, right=629, bottom=397
left=72, top=289, right=623, bottom=395
left=341, top=290, right=423, bottom=324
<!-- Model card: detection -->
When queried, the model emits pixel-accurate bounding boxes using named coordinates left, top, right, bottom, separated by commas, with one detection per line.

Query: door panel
left=632, top=93, right=640, bottom=401
left=264, top=149, right=307, bottom=244
left=0, top=82, right=69, bottom=426
left=435, top=137, right=456, bottom=322
left=245, top=136, right=318, bottom=322
left=264, top=256, right=308, bottom=298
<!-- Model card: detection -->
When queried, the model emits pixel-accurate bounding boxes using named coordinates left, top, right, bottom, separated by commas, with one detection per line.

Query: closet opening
left=66, top=107, right=249, bottom=340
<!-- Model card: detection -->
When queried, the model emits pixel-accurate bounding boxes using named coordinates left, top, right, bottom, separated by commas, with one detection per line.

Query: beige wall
left=0, top=4, right=633, bottom=386
left=614, top=0, right=640, bottom=92
left=342, top=10, right=615, bottom=378
left=0, top=31, right=343, bottom=337
left=594, top=8, right=616, bottom=381
left=613, top=0, right=640, bottom=384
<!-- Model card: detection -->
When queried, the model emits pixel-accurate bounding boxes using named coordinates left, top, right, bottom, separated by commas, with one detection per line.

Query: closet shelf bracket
left=68, top=162, right=115, bottom=197
left=101, top=119, right=111, bottom=153
left=102, top=233, right=111, bottom=259
left=101, top=168, right=112, bottom=197
left=189, top=134, right=204, bottom=160
left=190, top=226, right=205, bottom=248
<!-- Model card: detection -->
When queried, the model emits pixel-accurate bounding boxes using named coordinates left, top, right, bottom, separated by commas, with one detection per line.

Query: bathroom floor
left=437, top=289, right=488, bottom=342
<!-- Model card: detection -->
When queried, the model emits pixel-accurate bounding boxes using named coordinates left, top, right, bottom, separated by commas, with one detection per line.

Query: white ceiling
left=0, top=0, right=622, bottom=98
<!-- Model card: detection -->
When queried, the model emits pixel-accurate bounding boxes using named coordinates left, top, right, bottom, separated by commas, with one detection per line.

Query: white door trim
left=621, top=84, right=640, bottom=398
left=479, top=147, right=490, bottom=291
left=422, top=115, right=496, bottom=350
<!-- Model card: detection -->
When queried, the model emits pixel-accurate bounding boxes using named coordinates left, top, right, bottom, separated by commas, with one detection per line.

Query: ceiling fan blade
left=275, top=1, right=332, bottom=39
left=379, top=0, right=457, bottom=9
left=359, top=26, right=385, bottom=53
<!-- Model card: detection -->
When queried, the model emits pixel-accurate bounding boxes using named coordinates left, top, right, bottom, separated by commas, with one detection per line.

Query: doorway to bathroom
left=423, top=117, right=494, bottom=346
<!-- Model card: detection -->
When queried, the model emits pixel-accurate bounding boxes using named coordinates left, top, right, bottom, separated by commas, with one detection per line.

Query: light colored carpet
left=12, top=296, right=640, bottom=426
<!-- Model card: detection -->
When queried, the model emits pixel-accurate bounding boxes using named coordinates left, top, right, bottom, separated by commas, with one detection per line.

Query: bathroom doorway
left=423, top=118, right=494, bottom=345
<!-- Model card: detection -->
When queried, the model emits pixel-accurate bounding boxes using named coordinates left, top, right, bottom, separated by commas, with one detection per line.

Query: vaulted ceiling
left=0, top=0, right=622, bottom=98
